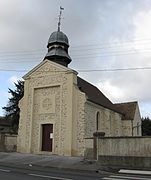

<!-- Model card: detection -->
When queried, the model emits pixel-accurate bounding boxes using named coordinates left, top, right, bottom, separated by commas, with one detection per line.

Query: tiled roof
left=77, top=77, right=122, bottom=114
left=114, top=101, right=137, bottom=120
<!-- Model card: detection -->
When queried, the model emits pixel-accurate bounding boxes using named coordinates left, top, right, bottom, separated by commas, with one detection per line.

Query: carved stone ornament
left=42, top=98, right=53, bottom=111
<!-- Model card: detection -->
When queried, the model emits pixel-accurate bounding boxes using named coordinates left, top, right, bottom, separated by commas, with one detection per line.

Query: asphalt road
left=0, top=165, right=104, bottom=180
left=1, top=164, right=151, bottom=180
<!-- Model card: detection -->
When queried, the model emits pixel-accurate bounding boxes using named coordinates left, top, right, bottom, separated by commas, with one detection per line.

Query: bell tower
left=44, top=7, right=71, bottom=67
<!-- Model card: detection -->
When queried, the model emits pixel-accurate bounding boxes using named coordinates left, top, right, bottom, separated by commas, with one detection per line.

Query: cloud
left=98, top=81, right=125, bottom=101
left=134, top=10, right=151, bottom=39
left=0, top=0, right=151, bottom=117
left=92, top=3, right=151, bottom=110
left=133, top=10, right=151, bottom=60
left=97, top=69, right=151, bottom=103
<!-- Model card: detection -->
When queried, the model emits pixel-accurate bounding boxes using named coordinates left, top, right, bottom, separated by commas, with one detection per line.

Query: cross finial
left=58, top=6, right=64, bottom=32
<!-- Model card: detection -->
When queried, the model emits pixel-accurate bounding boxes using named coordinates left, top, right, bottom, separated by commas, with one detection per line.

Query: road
left=0, top=165, right=103, bottom=180
left=0, top=165, right=151, bottom=180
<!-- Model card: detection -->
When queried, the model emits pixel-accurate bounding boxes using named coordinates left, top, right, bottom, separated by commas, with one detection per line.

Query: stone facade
left=85, top=101, right=123, bottom=138
left=17, top=60, right=87, bottom=156
left=17, top=59, right=142, bottom=156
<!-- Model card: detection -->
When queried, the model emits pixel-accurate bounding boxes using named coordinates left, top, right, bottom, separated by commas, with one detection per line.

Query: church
left=17, top=14, right=142, bottom=156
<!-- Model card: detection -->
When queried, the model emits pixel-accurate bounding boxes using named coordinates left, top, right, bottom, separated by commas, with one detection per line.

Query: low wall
left=97, top=136, right=151, bottom=168
left=0, top=133, right=17, bottom=152
left=98, top=136, right=151, bottom=157
left=98, top=156, right=151, bottom=169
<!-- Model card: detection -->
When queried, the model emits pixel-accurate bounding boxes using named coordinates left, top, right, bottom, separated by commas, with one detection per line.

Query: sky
left=0, top=0, right=151, bottom=118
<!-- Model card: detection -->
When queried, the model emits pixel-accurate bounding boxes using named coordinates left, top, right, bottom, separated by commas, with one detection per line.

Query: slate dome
left=47, top=31, right=69, bottom=47
left=44, top=30, right=71, bottom=67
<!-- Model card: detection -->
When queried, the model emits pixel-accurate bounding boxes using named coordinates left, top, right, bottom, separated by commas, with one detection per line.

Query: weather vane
left=58, top=6, right=64, bottom=31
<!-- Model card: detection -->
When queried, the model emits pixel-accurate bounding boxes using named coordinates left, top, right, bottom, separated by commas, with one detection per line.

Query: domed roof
left=45, top=30, right=71, bottom=67
left=45, top=47, right=71, bottom=61
left=48, top=31, right=69, bottom=46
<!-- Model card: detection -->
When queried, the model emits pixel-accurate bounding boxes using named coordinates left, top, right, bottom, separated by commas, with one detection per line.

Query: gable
left=23, top=59, right=76, bottom=79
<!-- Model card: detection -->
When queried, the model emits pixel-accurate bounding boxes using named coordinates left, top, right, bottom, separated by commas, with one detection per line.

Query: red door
left=42, top=124, right=53, bottom=152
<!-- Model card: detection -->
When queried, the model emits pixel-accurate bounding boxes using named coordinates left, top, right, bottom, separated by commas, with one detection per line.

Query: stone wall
left=85, top=101, right=123, bottom=138
left=17, top=61, right=70, bottom=154
left=97, top=136, right=151, bottom=168
left=121, top=104, right=142, bottom=137
left=121, top=120, right=132, bottom=136
left=98, top=136, right=151, bottom=157
left=0, top=133, right=17, bottom=152
left=76, top=90, right=86, bottom=156
left=84, top=138, right=93, bottom=159
left=17, top=60, right=87, bottom=156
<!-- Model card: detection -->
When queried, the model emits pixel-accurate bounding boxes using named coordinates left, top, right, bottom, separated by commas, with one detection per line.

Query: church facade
left=17, top=29, right=142, bottom=156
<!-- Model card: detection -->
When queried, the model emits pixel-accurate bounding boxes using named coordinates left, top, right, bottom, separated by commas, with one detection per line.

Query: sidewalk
left=0, top=152, right=150, bottom=175
left=0, top=152, right=110, bottom=173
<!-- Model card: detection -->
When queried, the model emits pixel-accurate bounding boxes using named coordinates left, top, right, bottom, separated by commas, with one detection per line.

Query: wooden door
left=42, top=124, right=53, bottom=152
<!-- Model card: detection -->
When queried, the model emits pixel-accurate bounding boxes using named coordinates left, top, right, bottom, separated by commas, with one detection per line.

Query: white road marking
left=0, top=168, right=11, bottom=172
left=102, top=178, right=125, bottom=180
left=119, top=169, right=151, bottom=175
left=29, top=173, right=73, bottom=180
left=110, top=175, right=151, bottom=180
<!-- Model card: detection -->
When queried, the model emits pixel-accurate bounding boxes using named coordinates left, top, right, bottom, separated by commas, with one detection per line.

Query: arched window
left=96, top=111, right=100, bottom=131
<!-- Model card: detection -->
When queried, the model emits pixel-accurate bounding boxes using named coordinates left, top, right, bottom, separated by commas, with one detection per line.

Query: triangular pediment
left=23, top=59, right=77, bottom=79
